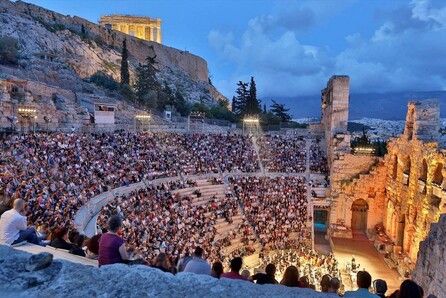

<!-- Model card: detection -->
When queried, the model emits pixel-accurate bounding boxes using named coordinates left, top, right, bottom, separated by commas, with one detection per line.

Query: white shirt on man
left=183, top=256, right=211, bottom=275
left=0, top=209, right=27, bottom=245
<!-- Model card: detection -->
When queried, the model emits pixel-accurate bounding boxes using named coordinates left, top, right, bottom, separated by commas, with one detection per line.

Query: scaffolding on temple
left=243, top=115, right=260, bottom=135
left=187, top=111, right=205, bottom=132
left=135, top=112, right=151, bottom=132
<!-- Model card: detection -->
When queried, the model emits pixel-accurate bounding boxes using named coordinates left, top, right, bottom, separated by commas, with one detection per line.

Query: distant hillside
left=349, top=91, right=446, bottom=120
left=268, top=91, right=446, bottom=120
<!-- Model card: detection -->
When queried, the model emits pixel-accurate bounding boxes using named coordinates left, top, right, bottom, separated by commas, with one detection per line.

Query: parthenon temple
left=99, top=15, right=162, bottom=43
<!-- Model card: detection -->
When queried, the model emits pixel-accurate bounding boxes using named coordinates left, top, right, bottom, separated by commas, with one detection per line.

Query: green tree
left=246, top=76, right=261, bottom=115
left=119, top=83, right=136, bottom=104
left=263, top=104, right=267, bottom=114
left=174, top=90, right=190, bottom=116
left=120, top=39, right=130, bottom=85
left=0, top=36, right=19, bottom=65
left=134, top=55, right=159, bottom=108
left=270, top=99, right=292, bottom=122
left=233, top=81, right=249, bottom=116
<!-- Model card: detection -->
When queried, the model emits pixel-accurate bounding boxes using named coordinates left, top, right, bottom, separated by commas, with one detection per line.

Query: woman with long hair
left=280, top=265, right=305, bottom=287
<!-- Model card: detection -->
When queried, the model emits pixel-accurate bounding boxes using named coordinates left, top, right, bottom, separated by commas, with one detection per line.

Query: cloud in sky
left=209, top=0, right=446, bottom=99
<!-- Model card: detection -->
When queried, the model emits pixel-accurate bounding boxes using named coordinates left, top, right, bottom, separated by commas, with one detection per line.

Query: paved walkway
left=332, top=231, right=401, bottom=293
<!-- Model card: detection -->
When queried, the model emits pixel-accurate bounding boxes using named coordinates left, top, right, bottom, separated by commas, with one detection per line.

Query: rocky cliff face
left=412, top=213, right=446, bottom=298
left=0, top=0, right=226, bottom=105
left=0, top=245, right=329, bottom=298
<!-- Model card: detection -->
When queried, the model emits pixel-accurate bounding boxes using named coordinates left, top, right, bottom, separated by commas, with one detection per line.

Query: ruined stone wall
left=329, top=153, right=385, bottom=232
left=320, top=75, right=384, bottom=235
left=403, top=99, right=440, bottom=142
left=382, top=100, right=446, bottom=261
left=412, top=214, right=446, bottom=298
left=321, top=75, right=350, bottom=166
left=384, top=137, right=446, bottom=261
left=331, top=154, right=378, bottom=195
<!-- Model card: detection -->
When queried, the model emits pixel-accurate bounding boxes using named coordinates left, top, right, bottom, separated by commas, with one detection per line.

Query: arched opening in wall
left=418, top=159, right=428, bottom=194
left=392, top=155, right=398, bottom=180
left=420, top=159, right=428, bottom=182
left=432, top=163, right=443, bottom=186
left=313, top=208, right=330, bottom=252
left=314, top=209, right=328, bottom=232
left=396, top=215, right=405, bottom=247
left=402, top=157, right=411, bottom=186
left=405, top=107, right=415, bottom=140
left=403, top=224, right=414, bottom=253
left=351, top=199, right=368, bottom=233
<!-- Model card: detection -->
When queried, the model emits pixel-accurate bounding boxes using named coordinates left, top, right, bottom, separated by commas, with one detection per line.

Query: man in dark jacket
left=251, top=263, right=278, bottom=284
left=373, top=279, right=388, bottom=298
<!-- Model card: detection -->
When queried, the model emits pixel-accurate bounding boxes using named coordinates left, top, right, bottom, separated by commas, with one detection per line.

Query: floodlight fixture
left=17, top=106, right=37, bottom=118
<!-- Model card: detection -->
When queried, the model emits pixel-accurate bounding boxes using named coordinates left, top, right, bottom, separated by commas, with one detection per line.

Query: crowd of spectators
left=96, top=182, right=239, bottom=265
left=309, top=139, right=329, bottom=174
left=0, top=131, right=431, bottom=297
left=259, top=247, right=340, bottom=291
left=155, top=133, right=260, bottom=174
left=229, top=176, right=310, bottom=249
left=0, top=132, right=262, bottom=235
left=257, top=135, right=307, bottom=173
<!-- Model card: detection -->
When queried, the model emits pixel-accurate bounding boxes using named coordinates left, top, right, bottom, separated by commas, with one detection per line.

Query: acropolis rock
left=0, top=0, right=226, bottom=123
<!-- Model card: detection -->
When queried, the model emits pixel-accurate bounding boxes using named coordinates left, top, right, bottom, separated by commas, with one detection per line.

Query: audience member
left=85, top=234, right=101, bottom=259
left=344, top=271, right=379, bottom=297
left=151, top=253, right=173, bottom=273
left=320, top=274, right=331, bottom=292
left=177, top=252, right=192, bottom=273
left=373, top=279, right=387, bottom=298
left=299, top=276, right=310, bottom=288
left=50, top=227, right=73, bottom=250
left=0, top=199, right=44, bottom=246
left=70, top=234, right=86, bottom=257
left=211, top=261, right=223, bottom=279
left=280, top=265, right=305, bottom=287
left=98, top=215, right=129, bottom=267
left=241, top=269, right=251, bottom=280
left=221, top=257, right=247, bottom=281
left=398, top=279, right=423, bottom=298
left=183, top=247, right=211, bottom=275
left=327, top=277, right=341, bottom=296
left=251, top=263, right=278, bottom=285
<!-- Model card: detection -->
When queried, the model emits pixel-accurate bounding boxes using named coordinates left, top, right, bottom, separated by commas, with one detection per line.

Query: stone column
left=157, top=26, right=162, bottom=43
left=152, top=27, right=157, bottom=42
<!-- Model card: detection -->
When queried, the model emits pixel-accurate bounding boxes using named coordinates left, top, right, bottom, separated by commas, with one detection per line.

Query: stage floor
left=332, top=231, right=402, bottom=294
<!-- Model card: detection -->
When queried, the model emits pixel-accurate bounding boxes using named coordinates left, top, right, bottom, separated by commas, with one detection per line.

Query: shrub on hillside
left=0, top=36, right=19, bottom=65
left=88, top=71, right=119, bottom=91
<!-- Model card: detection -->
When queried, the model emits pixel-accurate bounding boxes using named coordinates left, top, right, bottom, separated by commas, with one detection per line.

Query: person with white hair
left=0, top=198, right=45, bottom=246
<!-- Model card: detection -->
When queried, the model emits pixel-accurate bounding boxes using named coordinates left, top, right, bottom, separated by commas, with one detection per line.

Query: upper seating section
left=0, top=132, right=260, bottom=232
left=257, top=135, right=307, bottom=173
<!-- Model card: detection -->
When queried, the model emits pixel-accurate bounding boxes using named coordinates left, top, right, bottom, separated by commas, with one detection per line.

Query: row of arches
left=391, top=155, right=444, bottom=186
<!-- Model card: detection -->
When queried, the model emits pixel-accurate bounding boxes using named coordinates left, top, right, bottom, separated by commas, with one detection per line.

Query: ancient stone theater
left=323, top=76, right=445, bottom=281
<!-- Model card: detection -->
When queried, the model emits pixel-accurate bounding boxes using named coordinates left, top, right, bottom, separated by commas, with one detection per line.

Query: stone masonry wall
left=412, top=214, right=446, bottom=298
left=384, top=137, right=446, bottom=261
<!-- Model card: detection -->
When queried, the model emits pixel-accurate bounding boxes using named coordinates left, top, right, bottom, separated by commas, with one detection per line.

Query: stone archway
left=351, top=199, right=369, bottom=232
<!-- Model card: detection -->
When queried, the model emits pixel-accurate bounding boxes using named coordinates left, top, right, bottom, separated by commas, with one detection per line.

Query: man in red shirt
left=220, top=257, right=248, bottom=281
